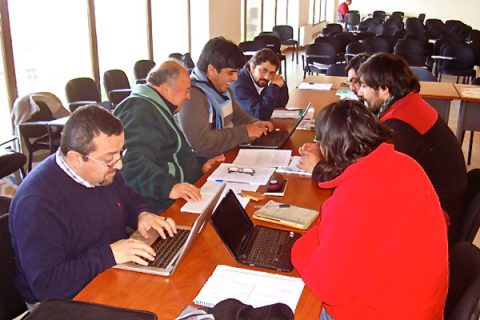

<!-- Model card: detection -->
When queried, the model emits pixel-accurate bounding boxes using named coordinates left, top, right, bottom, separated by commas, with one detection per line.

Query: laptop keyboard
left=148, top=229, right=190, bottom=268
left=247, top=228, right=290, bottom=265
left=251, top=130, right=288, bottom=146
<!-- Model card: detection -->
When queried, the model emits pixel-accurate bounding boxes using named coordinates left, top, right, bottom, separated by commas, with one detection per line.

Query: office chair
left=103, top=69, right=131, bottom=108
left=445, top=241, right=480, bottom=320
left=437, top=44, right=476, bottom=84
left=325, top=63, right=348, bottom=76
left=360, top=37, right=392, bottom=53
left=239, top=39, right=266, bottom=62
left=133, top=59, right=155, bottom=84
left=65, top=77, right=107, bottom=112
left=394, top=39, right=428, bottom=67
left=302, top=43, right=337, bottom=78
left=0, top=151, right=26, bottom=182
left=345, top=42, right=371, bottom=61
left=273, top=25, right=299, bottom=63
left=0, top=213, right=29, bottom=319
left=333, top=32, right=355, bottom=55
left=344, top=12, right=360, bottom=31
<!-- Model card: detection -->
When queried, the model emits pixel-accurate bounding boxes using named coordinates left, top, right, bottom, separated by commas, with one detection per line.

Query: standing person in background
left=231, top=48, right=289, bottom=120
left=337, top=0, right=352, bottom=23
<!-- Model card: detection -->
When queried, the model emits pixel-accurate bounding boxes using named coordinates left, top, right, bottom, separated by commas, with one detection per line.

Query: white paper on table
left=180, top=181, right=225, bottom=213
left=215, top=182, right=258, bottom=210
left=193, top=265, right=305, bottom=312
left=233, top=149, right=292, bottom=168
left=276, top=156, right=312, bottom=176
left=297, top=82, right=332, bottom=91
left=271, top=109, right=302, bottom=119
left=207, top=163, right=275, bottom=185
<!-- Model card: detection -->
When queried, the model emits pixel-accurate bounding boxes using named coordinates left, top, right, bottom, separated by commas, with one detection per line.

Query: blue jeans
left=320, top=307, right=334, bottom=320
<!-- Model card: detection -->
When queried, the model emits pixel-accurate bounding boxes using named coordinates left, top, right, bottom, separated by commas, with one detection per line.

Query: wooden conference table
left=75, top=93, right=333, bottom=319
left=301, top=75, right=461, bottom=122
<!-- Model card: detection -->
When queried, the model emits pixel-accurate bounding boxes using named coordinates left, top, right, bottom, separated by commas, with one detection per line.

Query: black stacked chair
left=405, top=17, right=425, bottom=34
left=437, top=44, right=476, bottom=83
left=344, top=12, right=360, bottom=31
left=302, top=43, right=337, bottom=78
left=333, top=32, right=356, bottom=54
left=326, top=63, right=348, bottom=76
left=273, top=25, right=299, bottom=63
left=239, top=39, right=266, bottom=61
left=0, top=150, right=26, bottom=182
left=133, top=59, right=155, bottom=85
left=354, top=31, right=376, bottom=42
left=382, top=20, right=402, bottom=37
left=358, top=18, right=376, bottom=32
left=372, top=10, right=386, bottom=23
left=65, top=77, right=108, bottom=112
left=394, top=39, right=428, bottom=67
left=345, top=41, right=371, bottom=61
left=391, top=11, right=404, bottom=19
left=103, top=69, right=131, bottom=108
left=0, top=213, right=29, bottom=319
left=445, top=241, right=480, bottom=320
left=361, top=36, right=392, bottom=53
left=417, top=13, right=426, bottom=23
left=314, top=36, right=343, bottom=62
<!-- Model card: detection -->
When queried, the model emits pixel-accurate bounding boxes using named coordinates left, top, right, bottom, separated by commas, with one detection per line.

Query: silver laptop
left=240, top=103, right=312, bottom=149
left=114, top=184, right=225, bottom=276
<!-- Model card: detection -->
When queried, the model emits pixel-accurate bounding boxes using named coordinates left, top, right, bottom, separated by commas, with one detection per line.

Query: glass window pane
left=152, top=0, right=189, bottom=63
left=263, top=0, right=275, bottom=31
left=95, top=0, right=149, bottom=88
left=276, top=0, right=287, bottom=26
left=313, top=0, right=320, bottom=24
left=9, top=0, right=92, bottom=102
left=0, top=39, right=11, bottom=141
left=246, top=0, right=261, bottom=40
left=320, top=0, right=326, bottom=21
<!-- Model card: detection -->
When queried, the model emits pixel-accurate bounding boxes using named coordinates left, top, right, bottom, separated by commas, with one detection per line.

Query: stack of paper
left=193, top=265, right=304, bottom=311
left=276, top=156, right=312, bottom=176
left=180, top=181, right=225, bottom=213
left=271, top=109, right=302, bottom=119
left=297, top=82, right=332, bottom=91
left=233, top=149, right=292, bottom=168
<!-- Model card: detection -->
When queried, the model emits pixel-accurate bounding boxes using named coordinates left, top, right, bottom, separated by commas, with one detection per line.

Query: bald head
left=147, top=60, right=191, bottom=111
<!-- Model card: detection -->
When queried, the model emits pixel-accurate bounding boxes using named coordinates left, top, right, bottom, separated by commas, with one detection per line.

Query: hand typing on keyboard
left=246, top=121, right=274, bottom=140
left=137, top=212, right=177, bottom=239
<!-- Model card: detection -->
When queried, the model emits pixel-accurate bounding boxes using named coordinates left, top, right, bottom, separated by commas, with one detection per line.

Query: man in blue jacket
left=231, top=48, right=289, bottom=120
left=9, top=105, right=177, bottom=308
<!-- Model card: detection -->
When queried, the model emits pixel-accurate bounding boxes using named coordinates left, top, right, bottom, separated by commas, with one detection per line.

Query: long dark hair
left=312, top=100, right=392, bottom=182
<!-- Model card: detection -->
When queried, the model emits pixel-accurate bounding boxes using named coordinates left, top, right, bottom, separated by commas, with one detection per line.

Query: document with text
left=193, top=265, right=304, bottom=311
left=233, top=149, right=292, bottom=168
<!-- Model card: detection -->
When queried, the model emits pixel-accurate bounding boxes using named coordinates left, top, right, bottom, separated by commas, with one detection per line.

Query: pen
left=254, top=204, right=290, bottom=208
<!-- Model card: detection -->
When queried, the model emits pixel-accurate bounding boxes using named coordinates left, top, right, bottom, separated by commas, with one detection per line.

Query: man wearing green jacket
left=114, top=60, right=223, bottom=211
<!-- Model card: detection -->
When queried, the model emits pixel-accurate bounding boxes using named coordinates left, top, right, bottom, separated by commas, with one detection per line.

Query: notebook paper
left=193, top=265, right=304, bottom=311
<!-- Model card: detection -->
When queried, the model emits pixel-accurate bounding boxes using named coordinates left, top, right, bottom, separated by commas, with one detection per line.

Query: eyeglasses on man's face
left=74, top=148, right=127, bottom=169
left=227, top=166, right=256, bottom=176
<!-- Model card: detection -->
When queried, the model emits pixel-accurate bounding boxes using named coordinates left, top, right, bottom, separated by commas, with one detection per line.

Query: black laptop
left=211, top=190, right=301, bottom=272
left=240, top=103, right=312, bottom=149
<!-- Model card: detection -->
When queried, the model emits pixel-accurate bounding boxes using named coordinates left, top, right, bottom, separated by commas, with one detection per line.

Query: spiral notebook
left=193, top=265, right=304, bottom=312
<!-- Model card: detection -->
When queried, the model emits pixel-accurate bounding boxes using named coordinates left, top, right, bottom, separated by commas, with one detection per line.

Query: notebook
left=115, top=184, right=225, bottom=276
left=211, top=190, right=301, bottom=272
left=240, top=103, right=312, bottom=149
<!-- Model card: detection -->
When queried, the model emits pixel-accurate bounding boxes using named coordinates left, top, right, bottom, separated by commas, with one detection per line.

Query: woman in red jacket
left=293, top=100, right=448, bottom=320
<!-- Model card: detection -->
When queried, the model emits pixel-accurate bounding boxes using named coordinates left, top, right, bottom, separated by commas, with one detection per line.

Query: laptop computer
left=240, top=103, right=312, bottom=149
left=114, top=184, right=225, bottom=276
left=211, top=189, right=301, bottom=272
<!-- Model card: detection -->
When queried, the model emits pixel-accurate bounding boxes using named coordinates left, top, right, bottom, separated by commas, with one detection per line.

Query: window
left=276, top=0, right=288, bottom=26
left=245, top=0, right=261, bottom=40
left=263, top=0, right=275, bottom=31
left=0, top=32, right=11, bottom=141
left=95, top=0, right=149, bottom=88
left=151, top=0, right=189, bottom=62
left=9, top=0, right=92, bottom=102
left=312, top=0, right=321, bottom=25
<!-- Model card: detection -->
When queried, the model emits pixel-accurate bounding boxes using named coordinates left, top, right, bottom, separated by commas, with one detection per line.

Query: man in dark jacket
left=114, top=60, right=224, bottom=211
left=231, top=48, right=289, bottom=120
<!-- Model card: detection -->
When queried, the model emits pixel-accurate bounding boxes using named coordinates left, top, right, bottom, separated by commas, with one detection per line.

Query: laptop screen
left=211, top=190, right=253, bottom=256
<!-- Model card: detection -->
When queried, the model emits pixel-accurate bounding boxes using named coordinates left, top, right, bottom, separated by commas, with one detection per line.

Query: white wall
left=347, top=0, right=480, bottom=30
left=209, top=0, right=242, bottom=43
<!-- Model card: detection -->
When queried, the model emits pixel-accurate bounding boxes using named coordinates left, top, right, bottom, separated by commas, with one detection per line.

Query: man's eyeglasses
left=73, top=148, right=127, bottom=169
left=227, top=166, right=255, bottom=176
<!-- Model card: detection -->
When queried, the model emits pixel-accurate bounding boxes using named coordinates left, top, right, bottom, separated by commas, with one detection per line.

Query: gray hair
left=146, top=59, right=185, bottom=86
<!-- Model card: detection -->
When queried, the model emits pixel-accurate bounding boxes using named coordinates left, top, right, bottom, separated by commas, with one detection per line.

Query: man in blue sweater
left=9, top=105, right=177, bottom=307
left=231, top=48, right=289, bottom=120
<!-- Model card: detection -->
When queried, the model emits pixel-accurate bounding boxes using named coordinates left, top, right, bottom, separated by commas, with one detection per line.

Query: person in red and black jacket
left=337, top=0, right=351, bottom=22
left=357, top=53, right=467, bottom=242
